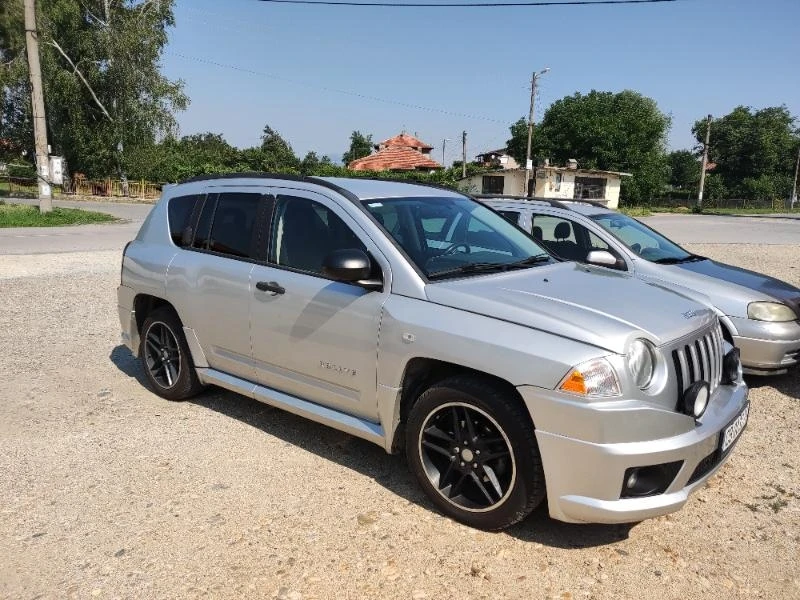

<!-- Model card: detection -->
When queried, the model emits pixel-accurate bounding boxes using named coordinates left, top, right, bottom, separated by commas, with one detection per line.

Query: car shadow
left=744, top=370, right=800, bottom=399
left=109, top=344, right=635, bottom=548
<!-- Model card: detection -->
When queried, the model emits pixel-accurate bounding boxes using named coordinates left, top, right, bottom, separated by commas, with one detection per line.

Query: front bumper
left=728, top=316, right=800, bottom=374
left=519, top=381, right=749, bottom=524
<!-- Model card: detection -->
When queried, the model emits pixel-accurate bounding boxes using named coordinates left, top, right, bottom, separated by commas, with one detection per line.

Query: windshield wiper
left=653, top=254, right=705, bottom=265
left=428, top=254, right=551, bottom=280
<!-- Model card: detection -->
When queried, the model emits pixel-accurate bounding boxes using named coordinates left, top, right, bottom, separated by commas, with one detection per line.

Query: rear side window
left=207, top=193, right=262, bottom=258
left=497, top=210, right=520, bottom=225
left=192, top=195, right=217, bottom=250
left=167, top=194, right=199, bottom=246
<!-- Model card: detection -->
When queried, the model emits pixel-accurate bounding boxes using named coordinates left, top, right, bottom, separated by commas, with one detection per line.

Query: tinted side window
left=208, top=193, right=261, bottom=258
left=270, top=195, right=366, bottom=275
left=167, top=194, right=199, bottom=246
left=497, top=210, right=520, bottom=225
left=192, top=194, right=217, bottom=250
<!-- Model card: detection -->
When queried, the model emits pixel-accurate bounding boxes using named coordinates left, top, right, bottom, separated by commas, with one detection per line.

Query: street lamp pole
left=525, top=67, right=549, bottom=197
left=442, top=138, right=450, bottom=167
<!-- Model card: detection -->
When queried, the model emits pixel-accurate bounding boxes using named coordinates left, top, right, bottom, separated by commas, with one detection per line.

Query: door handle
left=256, top=281, right=285, bottom=295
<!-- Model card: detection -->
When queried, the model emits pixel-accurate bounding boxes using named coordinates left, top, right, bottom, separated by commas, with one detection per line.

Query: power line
left=167, top=52, right=507, bottom=124
left=255, top=0, right=677, bottom=7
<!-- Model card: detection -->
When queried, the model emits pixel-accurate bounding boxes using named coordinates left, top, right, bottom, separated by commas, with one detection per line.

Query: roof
left=378, top=133, right=433, bottom=151
left=316, top=177, right=464, bottom=200
left=465, top=166, right=632, bottom=178
left=475, top=148, right=510, bottom=157
left=348, top=146, right=442, bottom=172
left=476, top=195, right=614, bottom=216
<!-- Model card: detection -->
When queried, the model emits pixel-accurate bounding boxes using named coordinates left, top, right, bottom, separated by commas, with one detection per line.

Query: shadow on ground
left=109, top=344, right=635, bottom=548
left=745, top=369, right=800, bottom=399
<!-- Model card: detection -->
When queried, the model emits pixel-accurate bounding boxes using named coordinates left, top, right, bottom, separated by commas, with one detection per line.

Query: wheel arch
left=389, top=357, right=533, bottom=453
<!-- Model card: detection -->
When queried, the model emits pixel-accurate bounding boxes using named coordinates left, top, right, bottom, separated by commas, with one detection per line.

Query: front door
left=249, top=191, right=389, bottom=421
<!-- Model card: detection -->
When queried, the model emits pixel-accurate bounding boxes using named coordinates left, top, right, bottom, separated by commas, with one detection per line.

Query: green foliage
left=342, top=131, right=373, bottom=165
left=693, top=106, right=799, bottom=199
left=507, top=90, right=672, bottom=204
left=260, top=125, right=300, bottom=172
left=667, top=150, right=700, bottom=190
left=0, top=203, right=117, bottom=227
left=0, top=0, right=187, bottom=177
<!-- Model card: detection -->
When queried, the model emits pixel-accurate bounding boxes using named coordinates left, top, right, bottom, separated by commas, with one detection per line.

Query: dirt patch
left=0, top=246, right=798, bottom=599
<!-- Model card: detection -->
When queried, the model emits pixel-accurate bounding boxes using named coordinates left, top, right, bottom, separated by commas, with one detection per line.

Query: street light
left=524, top=67, right=550, bottom=197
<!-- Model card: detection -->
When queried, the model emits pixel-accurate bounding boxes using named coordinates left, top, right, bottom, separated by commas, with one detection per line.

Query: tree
left=259, top=124, right=299, bottom=172
left=300, top=151, right=333, bottom=175
left=667, top=150, right=701, bottom=190
left=692, top=106, right=799, bottom=199
left=507, top=90, right=671, bottom=203
left=0, top=0, right=188, bottom=177
left=342, top=130, right=373, bottom=165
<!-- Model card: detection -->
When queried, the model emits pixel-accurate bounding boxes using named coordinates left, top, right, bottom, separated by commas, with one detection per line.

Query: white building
left=460, top=160, right=632, bottom=208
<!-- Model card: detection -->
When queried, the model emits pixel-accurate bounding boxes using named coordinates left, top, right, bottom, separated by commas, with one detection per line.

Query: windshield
left=363, top=196, right=551, bottom=279
left=591, top=213, right=696, bottom=263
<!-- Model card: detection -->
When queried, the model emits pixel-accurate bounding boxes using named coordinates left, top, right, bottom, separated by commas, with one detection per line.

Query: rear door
left=167, top=187, right=268, bottom=381
left=248, top=189, right=390, bottom=420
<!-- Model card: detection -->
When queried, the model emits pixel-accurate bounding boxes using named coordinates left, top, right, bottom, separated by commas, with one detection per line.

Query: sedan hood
left=425, top=262, right=715, bottom=354
left=675, top=259, right=800, bottom=318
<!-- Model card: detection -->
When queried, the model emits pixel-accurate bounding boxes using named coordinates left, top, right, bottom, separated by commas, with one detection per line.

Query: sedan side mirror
left=586, top=250, right=619, bottom=267
left=322, top=249, right=382, bottom=290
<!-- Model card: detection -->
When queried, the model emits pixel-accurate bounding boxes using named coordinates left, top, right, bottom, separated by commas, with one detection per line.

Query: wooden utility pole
left=524, top=68, right=549, bottom=197
left=23, top=0, right=52, bottom=213
left=791, top=146, right=799, bottom=210
left=697, top=114, right=712, bottom=210
left=461, top=131, right=467, bottom=179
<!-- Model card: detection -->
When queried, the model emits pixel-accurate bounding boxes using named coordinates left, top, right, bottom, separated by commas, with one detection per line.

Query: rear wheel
left=139, top=307, right=204, bottom=401
left=405, top=376, right=546, bottom=531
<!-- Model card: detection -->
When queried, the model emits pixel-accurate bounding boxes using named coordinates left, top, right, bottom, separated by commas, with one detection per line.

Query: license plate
left=721, top=403, right=749, bottom=454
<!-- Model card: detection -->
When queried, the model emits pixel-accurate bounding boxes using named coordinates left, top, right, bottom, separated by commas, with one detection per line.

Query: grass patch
left=0, top=202, right=118, bottom=227
left=619, top=206, right=652, bottom=217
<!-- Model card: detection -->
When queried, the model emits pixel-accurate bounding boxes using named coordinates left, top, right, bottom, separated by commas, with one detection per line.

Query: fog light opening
left=621, top=462, right=683, bottom=499
left=682, top=381, right=710, bottom=419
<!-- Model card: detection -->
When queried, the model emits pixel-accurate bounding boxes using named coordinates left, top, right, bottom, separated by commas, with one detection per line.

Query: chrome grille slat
left=672, top=322, right=725, bottom=407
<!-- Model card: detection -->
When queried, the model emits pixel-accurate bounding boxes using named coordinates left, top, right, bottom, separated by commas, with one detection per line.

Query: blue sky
left=161, top=0, right=800, bottom=165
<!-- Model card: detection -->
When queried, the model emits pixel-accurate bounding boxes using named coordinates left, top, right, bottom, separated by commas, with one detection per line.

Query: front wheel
left=139, top=306, right=204, bottom=401
left=405, top=376, right=546, bottom=531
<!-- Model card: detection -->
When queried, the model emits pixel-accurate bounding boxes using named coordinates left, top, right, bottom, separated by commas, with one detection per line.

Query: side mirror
left=586, top=250, right=619, bottom=267
left=322, top=249, right=382, bottom=290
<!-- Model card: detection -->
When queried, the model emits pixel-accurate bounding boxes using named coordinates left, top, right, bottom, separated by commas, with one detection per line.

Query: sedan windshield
left=591, top=213, right=701, bottom=264
left=363, top=197, right=551, bottom=279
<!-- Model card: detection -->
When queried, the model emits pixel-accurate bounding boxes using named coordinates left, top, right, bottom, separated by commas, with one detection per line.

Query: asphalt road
left=1, top=198, right=798, bottom=255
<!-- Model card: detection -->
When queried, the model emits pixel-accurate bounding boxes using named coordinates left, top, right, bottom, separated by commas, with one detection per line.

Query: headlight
left=747, top=302, right=796, bottom=322
left=559, top=358, right=621, bottom=397
left=627, top=339, right=655, bottom=389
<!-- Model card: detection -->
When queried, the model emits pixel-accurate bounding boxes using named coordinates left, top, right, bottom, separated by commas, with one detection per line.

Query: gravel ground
left=1, top=244, right=798, bottom=600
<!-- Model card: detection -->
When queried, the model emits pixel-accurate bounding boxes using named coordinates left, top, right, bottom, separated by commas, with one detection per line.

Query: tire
left=405, top=376, right=546, bottom=531
left=139, top=306, right=204, bottom=401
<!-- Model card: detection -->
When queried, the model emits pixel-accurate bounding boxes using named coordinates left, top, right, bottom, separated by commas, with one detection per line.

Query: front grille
left=672, top=323, right=724, bottom=403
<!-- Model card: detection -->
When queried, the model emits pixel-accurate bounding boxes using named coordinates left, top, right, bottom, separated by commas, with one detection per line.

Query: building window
left=574, top=177, right=607, bottom=200
left=481, top=175, right=505, bottom=194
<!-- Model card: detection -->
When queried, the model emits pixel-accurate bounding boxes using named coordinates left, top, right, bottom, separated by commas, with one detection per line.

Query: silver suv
left=117, top=175, right=749, bottom=531
left=478, top=195, right=800, bottom=375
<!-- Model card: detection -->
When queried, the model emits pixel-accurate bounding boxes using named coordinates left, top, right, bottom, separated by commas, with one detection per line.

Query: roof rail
left=472, top=194, right=571, bottom=210
left=560, top=198, right=611, bottom=210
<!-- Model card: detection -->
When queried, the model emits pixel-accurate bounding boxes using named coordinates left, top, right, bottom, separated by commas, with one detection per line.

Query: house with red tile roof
left=348, top=132, right=442, bottom=172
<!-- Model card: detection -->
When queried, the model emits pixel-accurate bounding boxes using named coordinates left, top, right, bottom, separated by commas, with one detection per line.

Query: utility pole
left=461, top=131, right=467, bottom=179
left=524, top=67, right=550, bottom=197
left=697, top=114, right=712, bottom=210
left=791, top=146, right=799, bottom=211
left=23, top=0, right=52, bottom=213
left=442, top=138, right=449, bottom=167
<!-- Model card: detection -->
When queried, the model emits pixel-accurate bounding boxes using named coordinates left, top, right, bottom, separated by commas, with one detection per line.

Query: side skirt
left=197, top=368, right=387, bottom=449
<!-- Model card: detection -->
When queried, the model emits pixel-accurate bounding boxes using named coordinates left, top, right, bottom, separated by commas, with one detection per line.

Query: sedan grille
left=672, top=324, right=724, bottom=401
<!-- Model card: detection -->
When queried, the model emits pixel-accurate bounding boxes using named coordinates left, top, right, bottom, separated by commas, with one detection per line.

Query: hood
left=425, top=262, right=715, bottom=354
left=674, top=259, right=800, bottom=318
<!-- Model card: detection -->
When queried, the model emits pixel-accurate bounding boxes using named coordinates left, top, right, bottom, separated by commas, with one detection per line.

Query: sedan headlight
left=627, top=339, right=656, bottom=390
left=747, top=301, right=796, bottom=322
left=559, top=358, right=621, bottom=397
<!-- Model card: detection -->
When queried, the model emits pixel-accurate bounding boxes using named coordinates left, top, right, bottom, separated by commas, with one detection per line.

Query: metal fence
left=1, top=174, right=162, bottom=200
